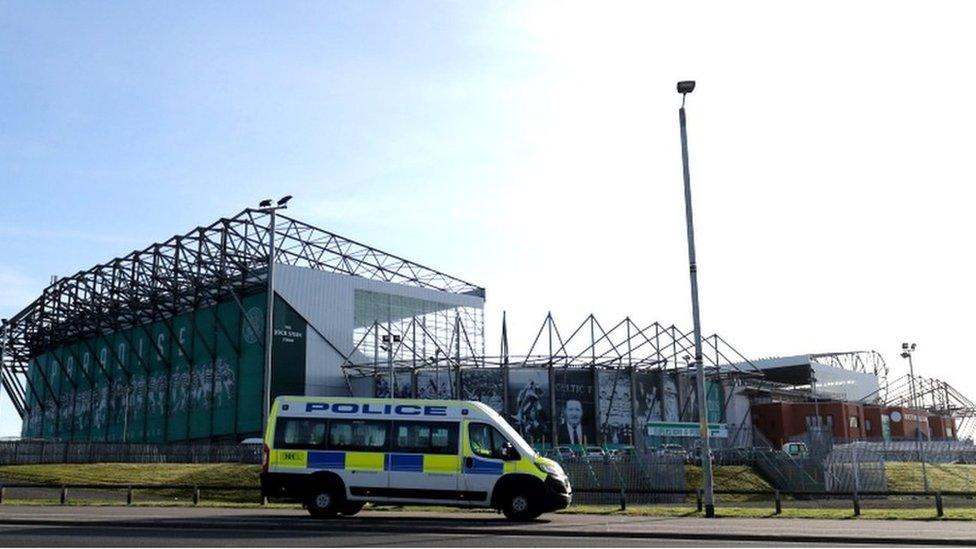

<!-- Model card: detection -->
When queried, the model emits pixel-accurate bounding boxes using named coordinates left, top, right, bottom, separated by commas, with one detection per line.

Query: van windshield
left=479, top=405, right=537, bottom=458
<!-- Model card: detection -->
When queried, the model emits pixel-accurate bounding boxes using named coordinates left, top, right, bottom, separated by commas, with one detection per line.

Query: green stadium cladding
left=1, top=208, right=484, bottom=443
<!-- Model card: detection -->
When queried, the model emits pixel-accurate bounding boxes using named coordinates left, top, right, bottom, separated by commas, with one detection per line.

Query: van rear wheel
left=306, top=486, right=341, bottom=518
left=502, top=490, right=541, bottom=521
left=340, top=502, right=365, bottom=516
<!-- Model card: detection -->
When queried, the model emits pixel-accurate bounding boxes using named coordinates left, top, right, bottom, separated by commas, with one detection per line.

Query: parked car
left=782, top=441, right=809, bottom=458
left=608, top=446, right=637, bottom=460
left=546, top=446, right=580, bottom=462
left=656, top=444, right=688, bottom=459
left=583, top=446, right=608, bottom=461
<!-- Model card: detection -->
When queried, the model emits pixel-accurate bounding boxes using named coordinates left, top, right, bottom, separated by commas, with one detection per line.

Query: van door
left=387, top=420, right=460, bottom=502
left=328, top=418, right=389, bottom=500
left=461, top=420, right=508, bottom=504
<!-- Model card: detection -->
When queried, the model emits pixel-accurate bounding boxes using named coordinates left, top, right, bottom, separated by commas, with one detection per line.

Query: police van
left=260, top=396, right=572, bottom=520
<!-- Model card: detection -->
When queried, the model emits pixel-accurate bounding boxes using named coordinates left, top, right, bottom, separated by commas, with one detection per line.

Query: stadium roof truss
left=340, top=312, right=772, bottom=430
left=880, top=374, right=976, bottom=439
left=0, top=208, right=484, bottom=419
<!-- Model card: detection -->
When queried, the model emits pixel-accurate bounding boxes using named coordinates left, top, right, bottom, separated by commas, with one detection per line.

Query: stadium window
left=865, top=419, right=872, bottom=432
left=393, top=421, right=459, bottom=455
left=849, top=416, right=859, bottom=429
left=274, top=418, right=328, bottom=450
left=328, top=419, right=388, bottom=452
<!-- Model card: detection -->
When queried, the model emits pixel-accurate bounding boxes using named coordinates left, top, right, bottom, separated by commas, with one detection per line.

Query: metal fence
left=559, top=455, right=686, bottom=504
left=0, top=441, right=262, bottom=465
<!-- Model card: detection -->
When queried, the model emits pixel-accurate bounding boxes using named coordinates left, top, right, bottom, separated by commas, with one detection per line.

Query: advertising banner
left=461, top=368, right=504, bottom=412
left=553, top=369, right=595, bottom=446
left=647, top=421, right=728, bottom=438
left=416, top=368, right=456, bottom=399
left=597, top=369, right=633, bottom=445
left=635, top=370, right=663, bottom=445
left=507, top=368, right=551, bottom=444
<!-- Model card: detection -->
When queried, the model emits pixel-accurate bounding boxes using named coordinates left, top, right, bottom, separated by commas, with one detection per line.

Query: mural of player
left=461, top=369, right=504, bottom=412
left=597, top=369, right=632, bottom=445
left=554, top=369, right=595, bottom=445
left=507, top=369, right=550, bottom=443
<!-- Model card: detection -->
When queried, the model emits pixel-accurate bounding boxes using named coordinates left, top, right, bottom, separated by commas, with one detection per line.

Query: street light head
left=259, top=199, right=273, bottom=208
left=901, top=352, right=910, bottom=359
left=677, top=80, right=696, bottom=94
left=277, top=195, right=293, bottom=207
left=911, top=343, right=917, bottom=351
left=902, top=342, right=910, bottom=350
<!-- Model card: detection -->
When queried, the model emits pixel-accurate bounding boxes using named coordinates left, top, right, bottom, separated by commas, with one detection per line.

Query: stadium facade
left=0, top=208, right=484, bottom=443
left=2, top=208, right=974, bottom=449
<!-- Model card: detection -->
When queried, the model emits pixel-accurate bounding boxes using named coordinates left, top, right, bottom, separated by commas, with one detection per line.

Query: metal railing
left=0, top=440, right=262, bottom=465
left=1, top=481, right=974, bottom=519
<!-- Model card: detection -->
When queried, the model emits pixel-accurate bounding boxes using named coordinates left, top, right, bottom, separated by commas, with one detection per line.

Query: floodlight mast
left=677, top=80, right=716, bottom=518
left=259, top=195, right=292, bottom=434
left=900, top=342, right=929, bottom=491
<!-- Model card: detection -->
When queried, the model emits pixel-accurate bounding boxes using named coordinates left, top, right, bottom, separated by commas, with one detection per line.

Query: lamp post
left=677, top=80, right=715, bottom=518
left=259, top=195, right=293, bottom=434
left=901, top=342, right=929, bottom=491
left=381, top=331, right=402, bottom=399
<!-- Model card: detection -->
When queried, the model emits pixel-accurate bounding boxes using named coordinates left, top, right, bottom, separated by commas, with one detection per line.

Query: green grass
left=885, top=462, right=976, bottom=492
left=684, top=465, right=773, bottom=501
left=0, top=463, right=261, bottom=487
left=0, top=463, right=261, bottom=503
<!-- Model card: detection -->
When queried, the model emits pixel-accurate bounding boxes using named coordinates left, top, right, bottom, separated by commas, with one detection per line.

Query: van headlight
left=536, top=461, right=565, bottom=477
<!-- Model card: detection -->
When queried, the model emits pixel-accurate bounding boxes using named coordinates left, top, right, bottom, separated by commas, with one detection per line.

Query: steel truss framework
left=0, top=208, right=485, bottom=422
left=880, top=374, right=976, bottom=440
left=341, top=313, right=775, bottom=447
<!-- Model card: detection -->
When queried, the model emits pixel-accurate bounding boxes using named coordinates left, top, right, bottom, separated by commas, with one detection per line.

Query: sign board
left=646, top=421, right=728, bottom=438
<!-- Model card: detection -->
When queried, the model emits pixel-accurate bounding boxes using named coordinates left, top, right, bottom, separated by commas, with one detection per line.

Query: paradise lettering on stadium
left=304, top=402, right=448, bottom=416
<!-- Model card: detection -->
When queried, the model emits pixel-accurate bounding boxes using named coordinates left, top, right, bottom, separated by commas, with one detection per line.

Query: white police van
left=260, top=396, right=571, bottom=520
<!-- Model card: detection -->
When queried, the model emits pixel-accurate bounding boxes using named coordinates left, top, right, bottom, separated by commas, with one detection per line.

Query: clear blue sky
left=4, top=2, right=976, bottom=436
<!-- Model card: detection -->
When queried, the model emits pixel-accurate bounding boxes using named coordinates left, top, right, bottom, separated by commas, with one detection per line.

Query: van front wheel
left=306, top=487, right=341, bottom=518
left=502, top=490, right=541, bottom=521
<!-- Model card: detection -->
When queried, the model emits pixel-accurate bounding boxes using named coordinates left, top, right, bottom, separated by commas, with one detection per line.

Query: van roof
left=273, top=395, right=493, bottom=413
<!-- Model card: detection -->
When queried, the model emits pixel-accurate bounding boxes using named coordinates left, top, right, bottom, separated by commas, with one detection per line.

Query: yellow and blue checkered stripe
left=271, top=450, right=462, bottom=473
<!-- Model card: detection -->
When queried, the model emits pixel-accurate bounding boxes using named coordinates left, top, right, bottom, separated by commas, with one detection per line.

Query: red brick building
left=751, top=400, right=956, bottom=446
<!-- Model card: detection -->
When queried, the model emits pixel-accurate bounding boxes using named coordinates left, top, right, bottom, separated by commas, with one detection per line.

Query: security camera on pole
left=676, top=80, right=716, bottom=518
left=259, top=195, right=293, bottom=433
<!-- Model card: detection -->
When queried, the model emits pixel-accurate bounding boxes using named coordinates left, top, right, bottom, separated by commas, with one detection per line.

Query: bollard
left=261, top=495, right=268, bottom=506
left=193, top=486, right=200, bottom=506
left=774, top=490, right=781, bottom=515
left=619, top=488, right=626, bottom=511
left=126, top=487, right=133, bottom=506
left=0, top=485, right=5, bottom=505
left=852, top=493, right=860, bottom=516
left=60, top=487, right=67, bottom=505
left=696, top=489, right=703, bottom=513
left=936, top=491, right=944, bottom=517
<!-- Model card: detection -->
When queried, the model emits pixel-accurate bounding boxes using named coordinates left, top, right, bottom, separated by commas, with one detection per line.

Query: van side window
left=393, top=421, right=459, bottom=455
left=468, top=422, right=508, bottom=459
left=274, top=418, right=328, bottom=450
left=329, top=419, right=388, bottom=452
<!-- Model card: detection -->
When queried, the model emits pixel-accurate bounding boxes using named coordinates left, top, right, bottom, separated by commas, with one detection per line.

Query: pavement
left=2, top=506, right=976, bottom=546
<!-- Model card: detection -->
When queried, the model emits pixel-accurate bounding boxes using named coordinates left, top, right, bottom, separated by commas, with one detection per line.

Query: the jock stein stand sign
left=647, top=421, right=728, bottom=442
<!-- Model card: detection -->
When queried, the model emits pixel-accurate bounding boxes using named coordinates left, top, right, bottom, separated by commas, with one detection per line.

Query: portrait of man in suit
left=559, top=398, right=585, bottom=445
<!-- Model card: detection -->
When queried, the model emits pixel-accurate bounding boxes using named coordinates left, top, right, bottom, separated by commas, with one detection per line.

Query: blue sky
left=3, top=2, right=976, bottom=436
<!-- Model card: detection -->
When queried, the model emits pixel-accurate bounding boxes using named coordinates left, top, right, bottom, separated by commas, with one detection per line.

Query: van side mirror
left=501, top=442, right=519, bottom=461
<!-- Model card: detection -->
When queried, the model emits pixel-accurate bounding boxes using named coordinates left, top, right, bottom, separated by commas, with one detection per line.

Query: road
left=1, top=506, right=974, bottom=547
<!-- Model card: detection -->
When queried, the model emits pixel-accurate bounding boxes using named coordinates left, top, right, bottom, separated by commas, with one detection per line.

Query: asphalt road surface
left=1, top=506, right=974, bottom=547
